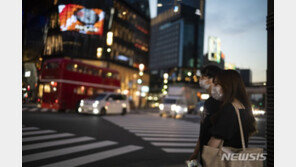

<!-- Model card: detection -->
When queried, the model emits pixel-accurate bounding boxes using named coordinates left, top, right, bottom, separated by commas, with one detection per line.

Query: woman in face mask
left=206, top=70, right=257, bottom=153
left=189, top=65, right=223, bottom=163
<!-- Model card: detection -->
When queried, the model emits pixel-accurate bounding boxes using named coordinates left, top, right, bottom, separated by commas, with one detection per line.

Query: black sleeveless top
left=210, top=103, right=249, bottom=148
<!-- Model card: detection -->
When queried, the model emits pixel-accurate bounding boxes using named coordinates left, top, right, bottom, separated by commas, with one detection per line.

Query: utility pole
left=266, top=0, right=274, bottom=166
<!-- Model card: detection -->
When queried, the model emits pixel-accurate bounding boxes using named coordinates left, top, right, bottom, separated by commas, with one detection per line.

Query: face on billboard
left=58, top=4, right=105, bottom=35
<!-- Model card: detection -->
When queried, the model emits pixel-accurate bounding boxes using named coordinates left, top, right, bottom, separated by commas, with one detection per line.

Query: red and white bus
left=38, top=58, right=120, bottom=111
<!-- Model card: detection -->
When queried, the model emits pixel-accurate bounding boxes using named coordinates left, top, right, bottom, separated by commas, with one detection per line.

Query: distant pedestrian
left=188, top=65, right=223, bottom=163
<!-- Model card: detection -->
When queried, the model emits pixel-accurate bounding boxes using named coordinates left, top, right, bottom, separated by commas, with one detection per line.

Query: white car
left=77, top=93, right=130, bottom=116
left=159, top=96, right=188, bottom=118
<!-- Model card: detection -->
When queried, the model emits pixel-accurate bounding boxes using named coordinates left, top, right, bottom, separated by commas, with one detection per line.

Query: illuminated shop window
left=75, top=86, right=85, bottom=95
left=44, top=84, right=51, bottom=93
left=38, top=84, right=44, bottom=97
left=87, top=88, right=94, bottom=96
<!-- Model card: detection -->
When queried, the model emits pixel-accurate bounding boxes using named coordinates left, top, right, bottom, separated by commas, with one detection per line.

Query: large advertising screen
left=207, top=36, right=221, bottom=63
left=58, top=4, right=105, bottom=36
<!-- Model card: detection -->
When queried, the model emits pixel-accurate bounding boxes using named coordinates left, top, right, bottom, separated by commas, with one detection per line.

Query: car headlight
left=184, top=107, right=188, bottom=112
left=93, top=109, right=99, bottom=114
left=80, top=100, right=84, bottom=106
left=171, top=104, right=176, bottom=111
left=122, top=103, right=127, bottom=108
left=78, top=107, right=82, bottom=112
left=200, top=106, right=204, bottom=112
left=175, top=105, right=181, bottom=112
left=253, top=110, right=265, bottom=116
left=159, top=104, right=164, bottom=110
left=92, top=101, right=99, bottom=107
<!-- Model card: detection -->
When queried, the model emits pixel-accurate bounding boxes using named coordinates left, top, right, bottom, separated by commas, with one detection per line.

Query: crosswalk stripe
left=249, top=145, right=266, bottom=148
left=22, top=130, right=57, bottom=136
left=162, top=148, right=194, bottom=153
left=41, top=145, right=143, bottom=167
left=250, top=136, right=266, bottom=140
left=124, top=127, right=199, bottom=132
left=23, top=133, right=75, bottom=142
left=136, top=133, right=198, bottom=138
left=152, top=142, right=196, bottom=147
left=129, top=130, right=199, bottom=135
left=23, top=140, right=117, bottom=163
left=121, top=125, right=199, bottom=128
left=23, top=137, right=95, bottom=151
left=143, top=137, right=197, bottom=142
left=29, top=108, right=39, bottom=112
left=249, top=141, right=266, bottom=145
left=23, top=127, right=40, bottom=131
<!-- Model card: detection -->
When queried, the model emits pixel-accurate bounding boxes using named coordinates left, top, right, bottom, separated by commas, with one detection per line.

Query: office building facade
left=149, top=3, right=205, bottom=93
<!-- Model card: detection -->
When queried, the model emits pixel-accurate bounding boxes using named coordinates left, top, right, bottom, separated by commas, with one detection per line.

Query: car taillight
left=55, top=99, right=59, bottom=103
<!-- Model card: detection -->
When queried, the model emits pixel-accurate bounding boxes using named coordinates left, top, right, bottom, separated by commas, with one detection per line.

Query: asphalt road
left=22, top=107, right=266, bottom=167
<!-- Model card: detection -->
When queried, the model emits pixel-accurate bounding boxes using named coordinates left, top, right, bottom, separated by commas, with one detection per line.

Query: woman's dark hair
left=201, top=65, right=223, bottom=78
left=212, top=70, right=257, bottom=136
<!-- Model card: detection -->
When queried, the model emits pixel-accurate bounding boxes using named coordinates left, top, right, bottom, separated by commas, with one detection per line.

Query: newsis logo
left=221, top=153, right=267, bottom=161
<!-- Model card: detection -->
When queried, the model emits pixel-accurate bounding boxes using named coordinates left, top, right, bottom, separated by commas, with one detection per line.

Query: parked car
left=77, top=93, right=130, bottom=116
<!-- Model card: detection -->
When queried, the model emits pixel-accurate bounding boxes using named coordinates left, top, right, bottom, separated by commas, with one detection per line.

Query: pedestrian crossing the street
left=22, top=125, right=143, bottom=166
left=104, top=114, right=267, bottom=154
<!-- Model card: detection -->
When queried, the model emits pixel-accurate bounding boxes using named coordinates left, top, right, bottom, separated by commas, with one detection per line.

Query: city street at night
left=22, top=107, right=266, bottom=167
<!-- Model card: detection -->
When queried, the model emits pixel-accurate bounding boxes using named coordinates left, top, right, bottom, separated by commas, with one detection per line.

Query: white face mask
left=211, top=85, right=223, bottom=100
left=199, top=79, right=211, bottom=90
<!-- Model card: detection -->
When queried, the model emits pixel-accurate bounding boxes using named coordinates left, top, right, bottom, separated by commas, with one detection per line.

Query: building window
left=87, top=88, right=94, bottom=96
left=44, top=84, right=51, bottom=93
left=75, top=86, right=85, bottom=95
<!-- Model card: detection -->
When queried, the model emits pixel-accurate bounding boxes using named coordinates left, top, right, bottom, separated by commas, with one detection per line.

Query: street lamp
left=97, top=47, right=103, bottom=58
left=138, top=63, right=145, bottom=109
left=163, top=73, right=169, bottom=95
left=106, top=32, right=113, bottom=46
left=139, top=64, right=145, bottom=71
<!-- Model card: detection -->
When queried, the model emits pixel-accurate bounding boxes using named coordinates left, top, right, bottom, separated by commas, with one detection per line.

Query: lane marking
left=23, top=141, right=117, bottom=163
left=23, top=133, right=74, bottom=142
left=23, top=127, right=40, bottom=131
left=162, top=148, right=194, bottom=153
left=23, top=137, right=95, bottom=151
left=143, top=137, right=197, bottom=142
left=151, top=142, right=196, bottom=147
left=23, top=130, right=56, bottom=136
left=41, top=145, right=143, bottom=167
left=22, top=108, right=28, bottom=111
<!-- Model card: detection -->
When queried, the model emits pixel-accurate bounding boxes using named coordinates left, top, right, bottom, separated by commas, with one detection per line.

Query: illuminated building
left=42, top=0, right=150, bottom=108
left=157, top=0, right=200, bottom=15
left=149, top=3, right=205, bottom=93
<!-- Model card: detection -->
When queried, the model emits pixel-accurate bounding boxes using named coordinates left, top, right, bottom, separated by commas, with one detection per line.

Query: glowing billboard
left=207, top=36, right=221, bottom=63
left=58, top=4, right=105, bottom=35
